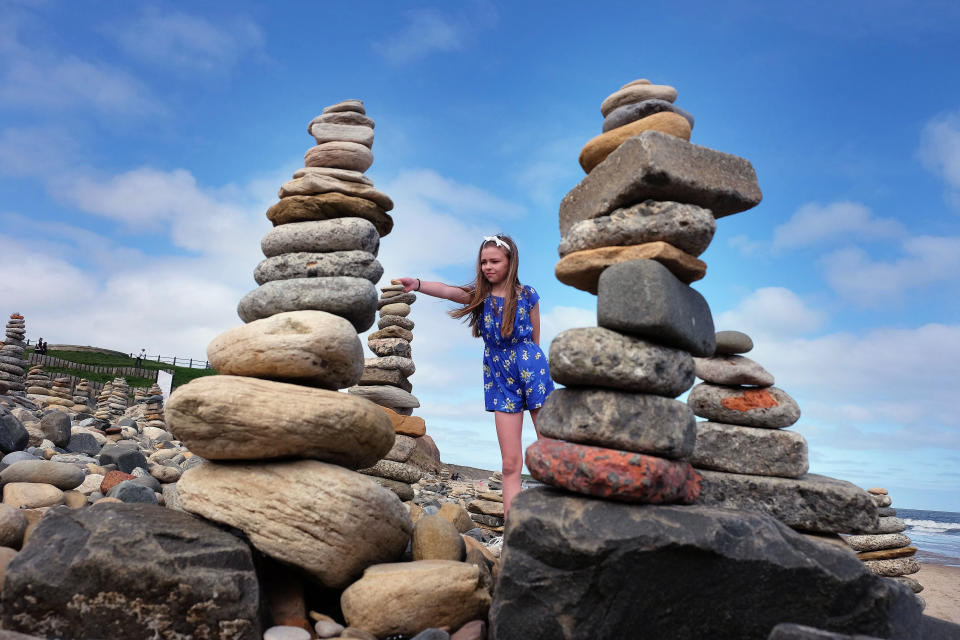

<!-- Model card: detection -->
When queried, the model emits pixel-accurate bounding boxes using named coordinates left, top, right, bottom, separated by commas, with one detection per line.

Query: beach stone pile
left=138, top=383, right=166, bottom=431
left=844, top=488, right=924, bottom=605
left=0, top=314, right=27, bottom=397
left=688, top=330, right=878, bottom=535
left=71, top=379, right=94, bottom=410
left=24, top=366, right=52, bottom=398
left=93, top=377, right=129, bottom=426
left=491, top=78, right=930, bottom=640
left=44, top=377, right=74, bottom=408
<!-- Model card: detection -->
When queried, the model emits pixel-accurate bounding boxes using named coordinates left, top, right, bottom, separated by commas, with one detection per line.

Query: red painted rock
left=525, top=438, right=701, bottom=504
left=687, top=382, right=801, bottom=428
left=100, top=470, right=135, bottom=493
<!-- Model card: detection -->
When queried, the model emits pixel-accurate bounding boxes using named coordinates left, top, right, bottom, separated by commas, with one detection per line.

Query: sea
left=899, top=508, right=960, bottom=566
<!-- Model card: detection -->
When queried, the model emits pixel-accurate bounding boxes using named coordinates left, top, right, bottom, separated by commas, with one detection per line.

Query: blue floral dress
left=481, top=285, right=554, bottom=413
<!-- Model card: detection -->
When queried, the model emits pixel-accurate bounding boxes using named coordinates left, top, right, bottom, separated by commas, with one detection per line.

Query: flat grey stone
left=597, top=259, right=715, bottom=357
left=715, top=330, right=753, bottom=354
left=864, top=557, right=919, bottom=577
left=292, top=166, right=373, bottom=185
left=377, top=315, right=414, bottom=331
left=696, top=471, right=880, bottom=534
left=358, top=459, right=422, bottom=484
left=369, top=476, right=413, bottom=501
left=321, top=99, right=364, bottom=114
left=559, top=131, right=763, bottom=235
left=384, top=434, right=416, bottom=463
left=549, top=327, right=694, bottom=397
left=260, top=218, right=379, bottom=257
left=39, top=411, right=71, bottom=447
left=303, top=142, right=374, bottom=174
left=871, top=517, right=907, bottom=534
left=106, top=480, right=158, bottom=504
left=377, top=292, right=416, bottom=308
left=537, top=388, right=695, bottom=458
left=279, top=173, right=392, bottom=211
left=310, top=110, right=374, bottom=129
left=491, top=488, right=922, bottom=640
left=688, top=382, right=801, bottom=428
left=237, top=277, right=377, bottom=333
left=308, top=121, right=374, bottom=148
left=878, top=507, right=897, bottom=517
left=872, top=493, right=892, bottom=508
left=0, top=363, right=24, bottom=376
left=891, top=575, right=923, bottom=594
left=367, top=338, right=410, bottom=358
left=347, top=385, right=419, bottom=408
left=359, top=366, right=411, bottom=392
left=602, top=98, right=695, bottom=133
left=559, top=200, right=716, bottom=258
left=0, top=460, right=84, bottom=490
left=364, top=356, right=415, bottom=377
left=691, top=421, right=808, bottom=477
left=843, top=533, right=912, bottom=552
left=253, top=251, right=382, bottom=285
left=694, top=354, right=774, bottom=386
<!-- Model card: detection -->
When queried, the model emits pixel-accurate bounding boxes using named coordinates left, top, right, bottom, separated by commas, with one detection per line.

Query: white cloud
left=372, top=2, right=498, bottom=65
left=919, top=109, right=960, bottom=206
left=714, top=286, right=826, bottom=338
left=818, top=235, right=960, bottom=305
left=539, top=305, right=594, bottom=353
left=105, top=8, right=265, bottom=72
left=771, top=201, right=903, bottom=250
left=0, top=125, right=80, bottom=177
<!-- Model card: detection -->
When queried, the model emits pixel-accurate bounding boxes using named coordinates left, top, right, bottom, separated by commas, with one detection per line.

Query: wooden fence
left=28, top=353, right=161, bottom=382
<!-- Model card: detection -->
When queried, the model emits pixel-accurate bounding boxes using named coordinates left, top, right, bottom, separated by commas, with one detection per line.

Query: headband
left=483, top=235, right=510, bottom=252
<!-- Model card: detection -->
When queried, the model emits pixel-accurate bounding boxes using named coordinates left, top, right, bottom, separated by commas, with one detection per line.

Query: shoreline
left=915, top=562, right=960, bottom=624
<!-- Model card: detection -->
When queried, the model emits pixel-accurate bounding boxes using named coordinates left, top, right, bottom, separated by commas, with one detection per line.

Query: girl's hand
left=395, top=277, right=419, bottom=293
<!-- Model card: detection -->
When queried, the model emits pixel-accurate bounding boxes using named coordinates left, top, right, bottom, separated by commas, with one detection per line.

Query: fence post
left=189, top=358, right=192, bottom=368
left=172, top=357, right=177, bottom=367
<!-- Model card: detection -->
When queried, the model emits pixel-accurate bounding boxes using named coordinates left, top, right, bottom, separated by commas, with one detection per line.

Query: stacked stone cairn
left=43, top=377, right=74, bottom=409
left=92, top=377, right=128, bottom=426
left=139, top=383, right=166, bottom=431
left=0, top=314, right=27, bottom=396
left=72, top=379, right=94, bottom=409
left=165, top=101, right=490, bottom=637
left=133, top=387, right=146, bottom=403
left=491, top=79, right=933, bottom=640
left=24, top=365, right=53, bottom=398
left=844, top=487, right=924, bottom=607
left=347, top=281, right=445, bottom=502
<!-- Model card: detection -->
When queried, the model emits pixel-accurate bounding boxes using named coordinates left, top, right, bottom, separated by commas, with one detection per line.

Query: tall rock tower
left=490, top=79, right=926, bottom=640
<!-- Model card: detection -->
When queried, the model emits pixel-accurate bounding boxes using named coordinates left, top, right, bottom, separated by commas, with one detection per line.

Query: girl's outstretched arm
left=395, top=277, right=471, bottom=304
left=531, top=302, right=541, bottom=345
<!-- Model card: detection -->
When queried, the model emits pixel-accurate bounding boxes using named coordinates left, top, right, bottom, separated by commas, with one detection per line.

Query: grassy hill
left=26, top=348, right=218, bottom=389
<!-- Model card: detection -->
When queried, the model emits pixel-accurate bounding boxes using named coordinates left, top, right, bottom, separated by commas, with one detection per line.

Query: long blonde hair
left=449, top=234, right=520, bottom=338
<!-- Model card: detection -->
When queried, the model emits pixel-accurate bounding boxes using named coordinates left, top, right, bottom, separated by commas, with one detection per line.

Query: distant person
left=35, top=338, right=46, bottom=355
left=135, top=348, right=146, bottom=366
left=395, top=234, right=554, bottom=518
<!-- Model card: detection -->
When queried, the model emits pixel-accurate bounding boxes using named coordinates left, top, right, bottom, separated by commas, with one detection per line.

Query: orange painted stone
left=525, top=438, right=701, bottom=504
left=382, top=406, right=426, bottom=437
left=720, top=388, right=779, bottom=412
left=99, top=470, right=135, bottom=494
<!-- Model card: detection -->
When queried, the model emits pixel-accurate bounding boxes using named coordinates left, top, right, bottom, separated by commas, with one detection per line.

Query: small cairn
left=0, top=313, right=27, bottom=395
left=24, top=365, right=53, bottom=397
left=687, top=330, right=876, bottom=535
left=844, top=488, right=924, bottom=606
left=349, top=282, right=444, bottom=501
left=140, top=383, right=166, bottom=430
left=43, top=376, right=75, bottom=409
left=492, top=78, right=924, bottom=640
left=170, top=100, right=481, bottom=636
left=93, top=377, right=128, bottom=425
left=72, top=379, right=95, bottom=411
left=134, top=387, right=147, bottom=403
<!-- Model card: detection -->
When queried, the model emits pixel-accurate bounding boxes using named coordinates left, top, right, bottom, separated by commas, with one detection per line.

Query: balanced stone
left=378, top=315, right=414, bottom=330
left=537, top=388, right=695, bottom=458
left=260, top=218, right=380, bottom=258
left=714, top=330, right=753, bottom=354
left=167, top=375, right=394, bottom=469
left=559, top=131, right=763, bottom=235
left=892, top=576, right=923, bottom=594
left=279, top=174, right=393, bottom=211
left=491, top=488, right=922, bottom=640
left=559, top=199, right=715, bottom=258
left=872, top=493, right=892, bottom=507
left=526, top=438, right=701, bottom=504
left=380, top=302, right=411, bottom=317
left=843, top=533, right=911, bottom=552
left=597, top=259, right=716, bottom=356
left=347, top=385, right=419, bottom=408
left=304, top=142, right=374, bottom=173
left=207, top=311, right=364, bottom=389
left=694, top=354, right=774, bottom=386
left=365, top=356, right=415, bottom=377
left=293, top=166, right=373, bottom=186
left=863, top=557, right=920, bottom=577
left=308, top=122, right=374, bottom=148
left=310, top=110, right=375, bottom=128
left=359, top=367, right=411, bottom=391
left=341, top=561, right=491, bottom=638
left=359, top=459, right=422, bottom=484
left=688, top=383, right=801, bottom=428
left=549, top=327, right=694, bottom=396
left=384, top=435, right=418, bottom=463
left=603, top=98, right=695, bottom=132
left=368, top=338, right=411, bottom=358
left=377, top=292, right=416, bottom=308
left=556, top=242, right=705, bottom=293
left=370, top=326, right=414, bottom=342
left=857, top=546, right=916, bottom=561
left=322, top=99, right=365, bottom=114
left=696, top=471, right=879, bottom=534
left=867, top=488, right=888, bottom=495
left=600, top=82, right=678, bottom=117
left=580, top=112, right=693, bottom=173
left=266, top=194, right=392, bottom=237
left=382, top=407, right=426, bottom=437
left=253, top=251, right=383, bottom=285
left=872, top=517, right=907, bottom=534
left=237, top=277, right=377, bottom=332
left=177, top=459, right=412, bottom=589
left=690, top=422, right=808, bottom=478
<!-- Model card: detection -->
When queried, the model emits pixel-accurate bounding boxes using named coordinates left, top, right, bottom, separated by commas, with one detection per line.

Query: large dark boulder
left=1, top=503, right=260, bottom=639
left=490, top=488, right=922, bottom=640
left=0, top=412, right=28, bottom=454
left=39, top=411, right=71, bottom=448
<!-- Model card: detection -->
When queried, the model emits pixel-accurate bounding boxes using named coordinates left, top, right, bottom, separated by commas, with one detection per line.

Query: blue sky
left=1, top=1, right=958, bottom=511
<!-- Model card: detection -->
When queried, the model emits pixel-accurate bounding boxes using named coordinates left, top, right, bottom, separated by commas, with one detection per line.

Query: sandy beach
left=916, top=561, right=960, bottom=624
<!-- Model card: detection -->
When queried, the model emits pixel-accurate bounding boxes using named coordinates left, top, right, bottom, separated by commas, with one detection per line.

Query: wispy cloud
left=372, top=1, right=498, bottom=65
left=918, top=108, right=960, bottom=208
left=105, top=8, right=265, bottom=72
left=771, top=201, right=903, bottom=250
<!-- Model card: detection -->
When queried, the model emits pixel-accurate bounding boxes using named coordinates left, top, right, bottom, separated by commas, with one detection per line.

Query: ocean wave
left=903, top=519, right=960, bottom=534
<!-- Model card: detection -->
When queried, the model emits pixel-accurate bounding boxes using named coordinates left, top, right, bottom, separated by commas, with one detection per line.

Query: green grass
left=27, top=349, right=218, bottom=388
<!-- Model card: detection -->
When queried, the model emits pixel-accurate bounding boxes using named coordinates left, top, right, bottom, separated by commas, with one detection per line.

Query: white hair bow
left=483, top=235, right=510, bottom=252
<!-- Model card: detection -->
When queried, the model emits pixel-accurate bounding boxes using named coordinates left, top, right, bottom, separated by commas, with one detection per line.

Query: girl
left=397, top=234, right=554, bottom=517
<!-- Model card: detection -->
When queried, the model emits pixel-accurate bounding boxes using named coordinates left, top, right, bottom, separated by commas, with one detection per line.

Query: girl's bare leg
left=494, top=410, right=524, bottom=518
left=529, top=407, right=541, bottom=438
